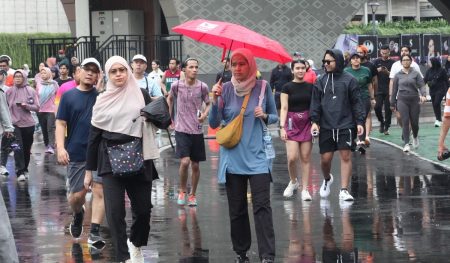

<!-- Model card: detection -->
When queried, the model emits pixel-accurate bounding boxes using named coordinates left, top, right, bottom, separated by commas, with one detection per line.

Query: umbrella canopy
left=172, top=19, right=292, bottom=64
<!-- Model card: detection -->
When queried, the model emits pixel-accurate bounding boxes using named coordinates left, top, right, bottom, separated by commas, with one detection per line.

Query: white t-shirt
left=148, top=70, right=164, bottom=82
left=389, top=60, right=423, bottom=79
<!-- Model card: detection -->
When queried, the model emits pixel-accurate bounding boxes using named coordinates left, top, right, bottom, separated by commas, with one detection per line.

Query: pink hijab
left=230, top=48, right=257, bottom=97
left=91, top=56, right=145, bottom=137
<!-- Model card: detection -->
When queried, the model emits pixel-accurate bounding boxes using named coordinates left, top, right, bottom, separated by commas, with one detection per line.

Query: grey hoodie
left=0, top=84, right=14, bottom=133
left=310, top=49, right=365, bottom=130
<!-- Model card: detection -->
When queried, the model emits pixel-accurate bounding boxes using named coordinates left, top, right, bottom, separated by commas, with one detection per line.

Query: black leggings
left=430, top=89, right=446, bottom=122
left=1, top=126, right=34, bottom=174
left=102, top=174, right=152, bottom=262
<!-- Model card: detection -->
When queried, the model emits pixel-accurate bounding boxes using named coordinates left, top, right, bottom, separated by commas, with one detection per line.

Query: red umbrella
left=172, top=19, right=292, bottom=64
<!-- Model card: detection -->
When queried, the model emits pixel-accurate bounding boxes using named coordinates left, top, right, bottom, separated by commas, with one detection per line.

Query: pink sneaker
left=187, top=194, right=197, bottom=206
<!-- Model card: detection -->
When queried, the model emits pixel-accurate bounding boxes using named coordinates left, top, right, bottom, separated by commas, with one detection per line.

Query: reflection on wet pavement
left=1, top=135, right=450, bottom=262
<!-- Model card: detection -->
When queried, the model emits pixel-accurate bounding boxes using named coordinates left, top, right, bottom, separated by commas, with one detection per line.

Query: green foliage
left=344, top=19, right=450, bottom=35
left=0, top=33, right=71, bottom=69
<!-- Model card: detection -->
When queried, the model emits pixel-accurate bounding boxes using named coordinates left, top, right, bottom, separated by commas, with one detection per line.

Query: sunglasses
left=109, top=67, right=127, bottom=74
left=322, top=60, right=335, bottom=65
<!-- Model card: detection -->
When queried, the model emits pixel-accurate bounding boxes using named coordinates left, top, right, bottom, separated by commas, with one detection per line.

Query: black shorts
left=175, top=131, right=206, bottom=162
left=362, top=98, right=371, bottom=119
left=319, top=128, right=356, bottom=154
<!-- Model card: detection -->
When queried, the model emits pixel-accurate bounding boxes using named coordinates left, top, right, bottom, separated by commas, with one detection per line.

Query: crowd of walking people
left=0, top=40, right=449, bottom=263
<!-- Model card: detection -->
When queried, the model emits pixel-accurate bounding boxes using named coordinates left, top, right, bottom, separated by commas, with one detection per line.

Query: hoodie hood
left=324, top=49, right=345, bottom=74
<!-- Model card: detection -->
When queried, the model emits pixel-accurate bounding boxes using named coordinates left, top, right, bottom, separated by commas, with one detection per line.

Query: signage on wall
left=358, top=35, right=378, bottom=59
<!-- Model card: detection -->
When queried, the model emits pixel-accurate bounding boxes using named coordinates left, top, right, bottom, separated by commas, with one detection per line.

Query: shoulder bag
left=215, top=93, right=251, bottom=148
left=107, top=137, right=144, bottom=177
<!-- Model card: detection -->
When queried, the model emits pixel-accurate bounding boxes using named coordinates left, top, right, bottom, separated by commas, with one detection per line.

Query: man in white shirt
left=131, top=54, right=163, bottom=100
left=389, top=45, right=423, bottom=129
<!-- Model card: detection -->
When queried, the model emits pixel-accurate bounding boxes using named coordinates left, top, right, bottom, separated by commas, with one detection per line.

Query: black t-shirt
left=281, top=82, right=313, bottom=112
left=215, top=70, right=232, bottom=83
left=362, top=61, right=377, bottom=79
left=373, top=58, right=395, bottom=94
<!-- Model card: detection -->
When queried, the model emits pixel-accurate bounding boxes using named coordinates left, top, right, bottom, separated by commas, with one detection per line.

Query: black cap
left=350, top=52, right=361, bottom=59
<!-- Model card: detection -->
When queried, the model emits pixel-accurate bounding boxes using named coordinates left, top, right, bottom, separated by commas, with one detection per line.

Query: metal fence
left=92, top=35, right=183, bottom=70
left=28, top=36, right=99, bottom=75
left=28, top=34, right=183, bottom=75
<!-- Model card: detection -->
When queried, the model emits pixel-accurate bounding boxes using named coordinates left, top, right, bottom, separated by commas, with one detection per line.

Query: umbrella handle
left=219, top=40, right=233, bottom=82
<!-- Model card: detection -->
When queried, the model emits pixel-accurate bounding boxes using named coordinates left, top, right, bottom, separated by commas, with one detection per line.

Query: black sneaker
left=71, top=243, right=83, bottom=262
left=379, top=124, right=384, bottom=133
left=69, top=207, right=84, bottom=238
left=236, top=255, right=250, bottom=263
left=261, top=259, right=274, bottom=263
left=88, top=232, right=106, bottom=247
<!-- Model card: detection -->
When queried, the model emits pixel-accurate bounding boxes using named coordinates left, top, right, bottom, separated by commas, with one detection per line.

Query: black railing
left=93, top=35, right=183, bottom=70
left=28, top=34, right=183, bottom=75
left=28, top=36, right=99, bottom=76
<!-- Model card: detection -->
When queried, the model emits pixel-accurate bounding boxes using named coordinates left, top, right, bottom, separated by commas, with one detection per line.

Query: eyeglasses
left=322, top=60, right=335, bottom=65
left=109, top=67, right=127, bottom=75
left=401, top=59, right=411, bottom=62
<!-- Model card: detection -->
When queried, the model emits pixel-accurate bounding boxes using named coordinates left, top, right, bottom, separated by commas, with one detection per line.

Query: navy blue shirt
left=56, top=87, right=98, bottom=162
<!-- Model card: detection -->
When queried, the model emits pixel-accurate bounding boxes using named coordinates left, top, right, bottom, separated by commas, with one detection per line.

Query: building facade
left=0, top=0, right=70, bottom=33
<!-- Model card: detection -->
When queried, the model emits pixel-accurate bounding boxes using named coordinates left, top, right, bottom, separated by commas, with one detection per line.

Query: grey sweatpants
left=397, top=95, right=420, bottom=144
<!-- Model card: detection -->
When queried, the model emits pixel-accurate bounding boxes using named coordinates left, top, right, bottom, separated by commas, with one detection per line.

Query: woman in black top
left=279, top=60, right=314, bottom=201
left=424, top=57, right=448, bottom=127
left=85, top=56, right=158, bottom=262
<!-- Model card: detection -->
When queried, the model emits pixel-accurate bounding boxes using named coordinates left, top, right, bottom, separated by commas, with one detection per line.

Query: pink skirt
left=284, top=111, right=312, bottom=142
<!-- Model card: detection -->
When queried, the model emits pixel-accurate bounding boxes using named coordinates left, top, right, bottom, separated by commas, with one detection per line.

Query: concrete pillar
left=75, top=0, right=90, bottom=37
left=416, top=0, right=420, bottom=22
left=364, top=3, right=369, bottom=25
left=386, top=0, right=392, bottom=22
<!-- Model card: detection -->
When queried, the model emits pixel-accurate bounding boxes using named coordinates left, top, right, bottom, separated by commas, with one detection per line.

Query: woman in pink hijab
left=36, top=67, right=58, bottom=153
left=85, top=56, right=157, bottom=263
left=209, top=48, right=278, bottom=263
left=5, top=70, right=40, bottom=181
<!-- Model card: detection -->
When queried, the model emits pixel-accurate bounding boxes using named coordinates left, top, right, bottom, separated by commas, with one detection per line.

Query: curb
left=370, top=137, right=450, bottom=171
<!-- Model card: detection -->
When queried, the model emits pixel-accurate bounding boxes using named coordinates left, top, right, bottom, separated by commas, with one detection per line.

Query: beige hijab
left=91, top=56, right=145, bottom=137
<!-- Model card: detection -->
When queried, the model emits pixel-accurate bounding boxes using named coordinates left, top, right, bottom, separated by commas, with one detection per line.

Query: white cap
left=132, top=54, right=147, bottom=63
left=81, top=58, right=101, bottom=71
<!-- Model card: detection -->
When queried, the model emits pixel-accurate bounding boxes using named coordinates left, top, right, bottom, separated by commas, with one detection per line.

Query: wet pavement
left=2, top=128, right=450, bottom=263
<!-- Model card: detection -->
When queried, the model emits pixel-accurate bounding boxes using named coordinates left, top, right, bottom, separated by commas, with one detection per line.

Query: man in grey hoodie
left=310, top=49, right=365, bottom=202
left=0, top=69, right=19, bottom=262
left=0, top=69, right=14, bottom=176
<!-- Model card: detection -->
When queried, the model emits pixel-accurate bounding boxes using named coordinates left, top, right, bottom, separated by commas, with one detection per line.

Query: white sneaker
left=320, top=199, right=331, bottom=217
left=301, top=190, right=312, bottom=201
left=17, top=174, right=26, bottom=181
left=24, top=171, right=29, bottom=179
left=435, top=120, right=442, bottom=127
left=403, top=144, right=410, bottom=152
left=156, top=129, right=161, bottom=134
left=339, top=199, right=354, bottom=210
left=0, top=165, right=9, bottom=176
left=319, top=174, right=334, bottom=198
left=412, top=137, right=419, bottom=148
left=127, top=239, right=144, bottom=263
left=283, top=180, right=299, bottom=197
left=339, top=189, right=354, bottom=201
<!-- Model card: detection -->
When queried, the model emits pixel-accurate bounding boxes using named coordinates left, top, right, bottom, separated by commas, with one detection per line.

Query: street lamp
left=368, top=2, right=380, bottom=35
